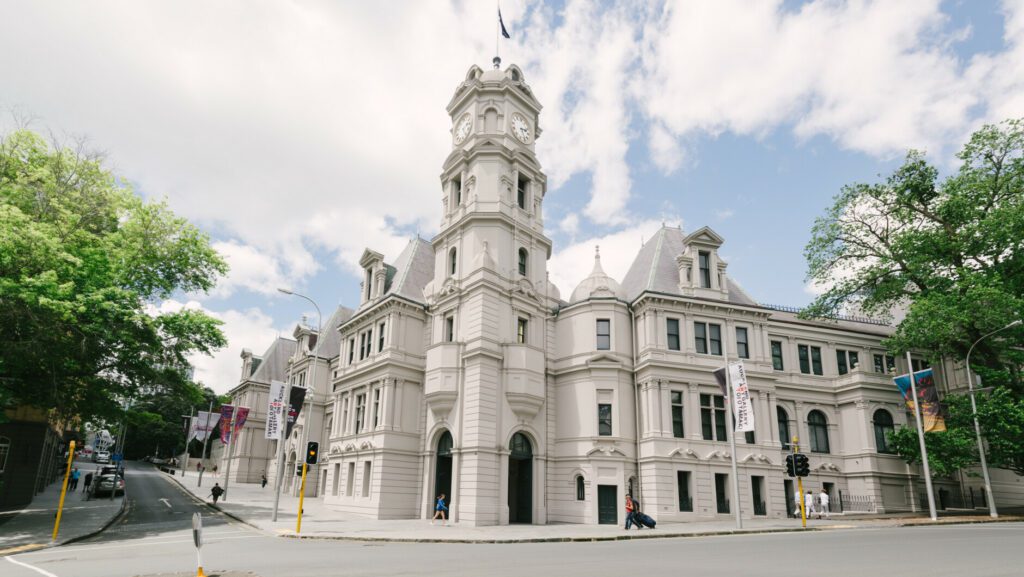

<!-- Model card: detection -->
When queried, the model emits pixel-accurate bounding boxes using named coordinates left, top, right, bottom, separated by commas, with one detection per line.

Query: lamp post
left=277, top=288, right=322, bottom=500
left=965, top=319, right=1021, bottom=519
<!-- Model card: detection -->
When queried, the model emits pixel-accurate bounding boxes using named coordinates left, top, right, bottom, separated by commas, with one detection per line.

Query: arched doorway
left=434, top=431, right=453, bottom=505
left=508, top=432, right=533, bottom=524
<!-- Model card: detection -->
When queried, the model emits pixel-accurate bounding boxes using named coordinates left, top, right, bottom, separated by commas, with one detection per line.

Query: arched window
left=0, top=436, right=9, bottom=473
left=873, top=409, right=895, bottom=454
left=437, top=431, right=453, bottom=456
left=575, top=475, right=585, bottom=501
left=449, top=248, right=457, bottom=277
left=518, top=248, right=528, bottom=276
left=510, top=432, right=532, bottom=458
left=807, top=410, right=830, bottom=454
left=777, top=406, right=791, bottom=450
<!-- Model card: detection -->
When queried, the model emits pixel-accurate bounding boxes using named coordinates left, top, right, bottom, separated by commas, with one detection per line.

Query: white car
left=94, top=451, right=111, bottom=464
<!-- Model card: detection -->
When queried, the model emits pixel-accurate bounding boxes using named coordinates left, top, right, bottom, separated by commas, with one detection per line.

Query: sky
left=2, top=0, right=1022, bottom=393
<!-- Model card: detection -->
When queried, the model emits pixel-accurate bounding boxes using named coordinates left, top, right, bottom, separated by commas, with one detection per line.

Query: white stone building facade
left=227, top=61, right=1013, bottom=526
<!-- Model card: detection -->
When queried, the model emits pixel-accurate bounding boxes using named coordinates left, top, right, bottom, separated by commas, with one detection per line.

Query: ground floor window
left=677, top=471, right=692, bottom=512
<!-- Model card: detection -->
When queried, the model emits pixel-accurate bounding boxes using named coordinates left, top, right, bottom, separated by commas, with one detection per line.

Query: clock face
left=454, top=114, right=472, bottom=144
left=511, top=113, right=531, bottom=143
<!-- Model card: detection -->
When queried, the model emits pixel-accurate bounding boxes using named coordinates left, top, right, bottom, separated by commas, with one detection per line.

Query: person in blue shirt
left=431, top=493, right=449, bottom=525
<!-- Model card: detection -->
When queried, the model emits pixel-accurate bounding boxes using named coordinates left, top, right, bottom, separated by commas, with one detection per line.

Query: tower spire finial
left=493, top=56, right=502, bottom=69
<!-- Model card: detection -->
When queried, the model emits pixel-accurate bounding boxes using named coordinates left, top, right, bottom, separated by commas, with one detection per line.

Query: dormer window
left=365, top=268, right=373, bottom=300
left=518, top=248, right=528, bottom=276
left=517, top=175, right=529, bottom=209
left=449, top=247, right=457, bottom=277
left=698, top=251, right=711, bottom=288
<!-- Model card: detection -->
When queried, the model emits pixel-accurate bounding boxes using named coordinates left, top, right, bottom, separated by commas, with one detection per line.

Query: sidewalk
left=165, top=469, right=1022, bottom=543
left=0, top=459, right=126, bottom=555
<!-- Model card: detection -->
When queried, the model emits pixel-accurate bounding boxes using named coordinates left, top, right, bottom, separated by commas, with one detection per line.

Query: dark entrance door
left=784, top=479, right=796, bottom=517
left=508, top=433, right=532, bottom=524
left=597, top=485, right=617, bottom=524
left=434, top=431, right=453, bottom=507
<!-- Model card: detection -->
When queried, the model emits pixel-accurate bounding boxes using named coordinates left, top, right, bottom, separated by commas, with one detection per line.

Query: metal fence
left=838, top=492, right=876, bottom=513
left=920, top=487, right=989, bottom=510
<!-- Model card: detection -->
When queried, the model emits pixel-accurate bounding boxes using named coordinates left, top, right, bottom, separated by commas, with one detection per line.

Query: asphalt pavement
left=4, top=463, right=1023, bottom=577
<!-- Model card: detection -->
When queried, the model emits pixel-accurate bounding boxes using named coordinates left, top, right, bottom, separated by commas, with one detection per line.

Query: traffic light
left=305, top=441, right=319, bottom=465
left=295, top=464, right=303, bottom=476
left=785, top=454, right=796, bottom=477
left=794, top=453, right=810, bottom=477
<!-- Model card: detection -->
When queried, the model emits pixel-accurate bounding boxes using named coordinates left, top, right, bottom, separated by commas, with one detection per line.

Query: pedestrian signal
left=296, top=464, right=304, bottom=476
left=305, top=441, right=319, bottom=465
left=794, top=453, right=810, bottom=477
left=785, top=454, right=796, bottom=477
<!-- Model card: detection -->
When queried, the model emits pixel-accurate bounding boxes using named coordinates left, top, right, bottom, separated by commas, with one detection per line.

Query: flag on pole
left=714, top=362, right=755, bottom=433
left=499, top=8, right=511, bottom=39
left=285, top=387, right=307, bottom=438
left=893, top=368, right=946, bottom=432
left=193, top=412, right=220, bottom=443
left=266, top=380, right=286, bottom=440
left=219, top=405, right=251, bottom=444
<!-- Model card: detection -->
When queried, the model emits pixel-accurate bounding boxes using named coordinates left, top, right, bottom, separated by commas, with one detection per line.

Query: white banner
left=193, top=411, right=221, bottom=443
left=265, top=380, right=286, bottom=440
left=728, top=361, right=755, bottom=433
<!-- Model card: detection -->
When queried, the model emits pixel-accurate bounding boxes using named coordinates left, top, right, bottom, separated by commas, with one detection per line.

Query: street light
left=965, top=319, right=1021, bottom=519
left=277, top=288, right=322, bottom=500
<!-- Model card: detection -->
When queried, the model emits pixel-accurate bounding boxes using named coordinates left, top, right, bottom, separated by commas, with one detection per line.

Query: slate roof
left=313, top=305, right=355, bottom=359
left=383, top=237, right=435, bottom=305
left=620, top=226, right=758, bottom=307
left=249, top=337, right=297, bottom=384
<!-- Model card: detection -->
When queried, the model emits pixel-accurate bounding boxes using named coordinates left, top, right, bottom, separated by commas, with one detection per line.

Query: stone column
left=687, top=382, right=702, bottom=440
left=381, top=377, right=396, bottom=430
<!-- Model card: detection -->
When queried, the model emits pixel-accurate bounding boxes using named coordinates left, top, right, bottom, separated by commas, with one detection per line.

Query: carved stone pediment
left=586, top=444, right=627, bottom=457
left=510, top=278, right=539, bottom=301
left=668, top=447, right=699, bottom=459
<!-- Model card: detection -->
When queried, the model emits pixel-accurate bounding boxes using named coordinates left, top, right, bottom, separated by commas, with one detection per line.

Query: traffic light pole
left=794, top=438, right=806, bottom=528
left=296, top=462, right=308, bottom=533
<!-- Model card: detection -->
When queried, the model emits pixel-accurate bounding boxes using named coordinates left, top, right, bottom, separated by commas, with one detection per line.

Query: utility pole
left=182, top=406, right=195, bottom=477
left=198, top=400, right=214, bottom=488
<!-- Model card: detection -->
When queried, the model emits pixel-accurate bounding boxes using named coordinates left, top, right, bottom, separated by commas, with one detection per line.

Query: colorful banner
left=285, top=386, right=307, bottom=439
left=893, top=368, right=946, bottom=432
left=193, top=411, right=220, bottom=443
left=265, top=380, right=286, bottom=440
left=219, top=405, right=251, bottom=444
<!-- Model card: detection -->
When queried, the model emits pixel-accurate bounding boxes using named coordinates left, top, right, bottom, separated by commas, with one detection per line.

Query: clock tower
left=423, top=63, right=556, bottom=525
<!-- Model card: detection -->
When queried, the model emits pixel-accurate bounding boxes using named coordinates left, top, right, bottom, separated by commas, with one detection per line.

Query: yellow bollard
left=52, top=440, right=76, bottom=541
left=296, top=462, right=308, bottom=533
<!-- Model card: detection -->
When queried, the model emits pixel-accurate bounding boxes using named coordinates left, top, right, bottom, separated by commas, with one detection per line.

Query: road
left=5, top=464, right=1023, bottom=577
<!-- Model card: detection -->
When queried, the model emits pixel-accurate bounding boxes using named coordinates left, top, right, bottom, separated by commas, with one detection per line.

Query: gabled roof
left=383, top=238, right=435, bottom=305
left=249, top=337, right=296, bottom=384
left=621, top=226, right=687, bottom=301
left=314, top=305, right=355, bottom=359
left=620, top=225, right=759, bottom=307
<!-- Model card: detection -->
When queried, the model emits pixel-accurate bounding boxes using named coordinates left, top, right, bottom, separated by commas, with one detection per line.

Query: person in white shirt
left=804, top=491, right=815, bottom=518
left=793, top=491, right=802, bottom=517
left=819, top=489, right=830, bottom=519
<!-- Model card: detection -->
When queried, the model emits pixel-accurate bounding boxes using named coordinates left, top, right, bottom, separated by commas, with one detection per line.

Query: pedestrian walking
left=431, top=493, right=449, bottom=525
left=83, top=472, right=93, bottom=494
left=261, top=472, right=268, bottom=489
left=197, top=462, right=203, bottom=473
left=213, top=465, right=218, bottom=477
left=804, top=491, right=815, bottom=519
left=818, top=489, right=830, bottom=519
left=793, top=490, right=802, bottom=516
left=69, top=468, right=80, bottom=491
left=624, top=493, right=637, bottom=530
left=209, top=483, right=225, bottom=504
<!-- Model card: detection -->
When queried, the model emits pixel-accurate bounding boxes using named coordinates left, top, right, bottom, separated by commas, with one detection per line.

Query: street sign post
left=51, top=440, right=75, bottom=541
left=192, top=512, right=205, bottom=577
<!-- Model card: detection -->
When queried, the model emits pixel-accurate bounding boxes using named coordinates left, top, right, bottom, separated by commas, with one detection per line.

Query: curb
left=159, top=467, right=267, bottom=534
left=0, top=489, right=129, bottom=557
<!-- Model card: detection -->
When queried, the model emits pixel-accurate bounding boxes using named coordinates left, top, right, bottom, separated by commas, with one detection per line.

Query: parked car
left=92, top=473, right=125, bottom=496
left=93, top=451, right=111, bottom=464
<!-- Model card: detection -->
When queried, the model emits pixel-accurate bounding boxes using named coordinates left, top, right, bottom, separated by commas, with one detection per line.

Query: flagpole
left=723, top=333, right=742, bottom=529
left=905, top=352, right=937, bottom=521
left=222, top=408, right=238, bottom=501
left=198, top=400, right=214, bottom=487
left=182, top=406, right=195, bottom=477
left=495, top=1, right=500, bottom=63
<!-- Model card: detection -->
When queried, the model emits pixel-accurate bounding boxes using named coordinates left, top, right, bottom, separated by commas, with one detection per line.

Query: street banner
left=893, top=368, right=946, bottom=432
left=285, top=387, right=307, bottom=439
left=186, top=416, right=197, bottom=441
left=728, top=362, right=755, bottom=433
left=266, top=380, right=286, bottom=440
left=712, top=362, right=756, bottom=432
left=193, top=411, right=220, bottom=443
left=219, top=406, right=251, bottom=444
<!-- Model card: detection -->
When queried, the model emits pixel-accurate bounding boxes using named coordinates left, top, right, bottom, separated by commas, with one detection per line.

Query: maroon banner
left=219, top=405, right=251, bottom=444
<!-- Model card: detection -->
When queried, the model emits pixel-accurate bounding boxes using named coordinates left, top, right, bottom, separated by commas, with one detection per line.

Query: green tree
left=0, top=129, right=228, bottom=423
left=889, top=388, right=1024, bottom=478
left=803, top=119, right=1024, bottom=387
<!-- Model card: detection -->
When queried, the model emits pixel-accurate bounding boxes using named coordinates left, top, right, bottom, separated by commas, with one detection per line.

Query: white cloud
left=714, top=209, right=735, bottom=221
left=559, top=213, right=580, bottom=237
left=548, top=218, right=668, bottom=297
left=153, top=299, right=288, bottom=393
left=207, top=241, right=296, bottom=299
